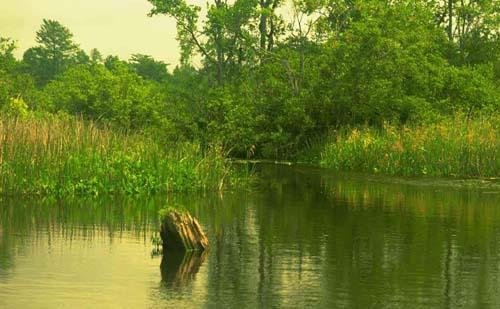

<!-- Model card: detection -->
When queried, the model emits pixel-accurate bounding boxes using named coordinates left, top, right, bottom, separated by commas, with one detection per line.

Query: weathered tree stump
left=160, top=209, right=208, bottom=251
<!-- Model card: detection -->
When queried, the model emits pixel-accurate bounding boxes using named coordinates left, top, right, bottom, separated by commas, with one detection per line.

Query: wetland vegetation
left=1, top=0, right=498, bottom=195
left=305, top=114, right=499, bottom=177
left=0, top=115, right=244, bottom=196
left=1, top=1, right=499, bottom=307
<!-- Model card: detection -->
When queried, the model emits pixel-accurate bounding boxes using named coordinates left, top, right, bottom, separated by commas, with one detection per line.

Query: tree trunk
left=214, top=0, right=225, bottom=86
left=448, top=0, right=453, bottom=41
left=259, top=0, right=268, bottom=51
left=267, top=1, right=277, bottom=51
left=160, top=209, right=209, bottom=251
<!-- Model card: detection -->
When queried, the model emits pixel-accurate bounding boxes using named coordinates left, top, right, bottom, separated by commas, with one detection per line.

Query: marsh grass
left=318, top=114, right=499, bottom=178
left=0, top=114, right=246, bottom=196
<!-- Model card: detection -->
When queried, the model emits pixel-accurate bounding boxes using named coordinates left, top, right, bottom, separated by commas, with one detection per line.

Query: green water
left=1, top=164, right=500, bottom=308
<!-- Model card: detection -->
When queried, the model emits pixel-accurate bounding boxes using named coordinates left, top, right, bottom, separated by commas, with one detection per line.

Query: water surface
left=1, top=164, right=500, bottom=308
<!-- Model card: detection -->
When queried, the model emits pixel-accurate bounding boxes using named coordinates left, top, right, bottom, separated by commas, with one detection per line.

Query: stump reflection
left=160, top=250, right=208, bottom=289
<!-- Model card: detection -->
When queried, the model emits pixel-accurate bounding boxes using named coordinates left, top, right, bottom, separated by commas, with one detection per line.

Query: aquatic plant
left=318, top=114, right=499, bottom=178
left=0, top=114, right=248, bottom=196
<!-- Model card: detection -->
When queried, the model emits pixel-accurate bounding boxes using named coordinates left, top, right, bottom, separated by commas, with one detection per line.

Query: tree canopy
left=1, top=0, right=498, bottom=158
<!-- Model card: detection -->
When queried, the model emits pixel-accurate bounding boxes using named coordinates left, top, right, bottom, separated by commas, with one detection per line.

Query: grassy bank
left=0, top=115, right=248, bottom=196
left=313, top=114, right=499, bottom=178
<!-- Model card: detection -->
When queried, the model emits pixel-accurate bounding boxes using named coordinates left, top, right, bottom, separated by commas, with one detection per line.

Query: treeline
left=1, top=0, right=498, bottom=158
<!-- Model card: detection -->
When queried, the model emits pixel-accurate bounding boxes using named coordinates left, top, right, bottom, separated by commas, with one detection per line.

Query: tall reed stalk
left=0, top=115, right=245, bottom=196
left=319, top=114, right=499, bottom=177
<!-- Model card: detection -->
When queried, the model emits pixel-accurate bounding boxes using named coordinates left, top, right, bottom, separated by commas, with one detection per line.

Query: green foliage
left=0, top=36, right=40, bottom=111
left=158, top=205, right=188, bottom=218
left=0, top=115, right=246, bottom=196
left=318, top=114, right=500, bottom=178
left=441, top=64, right=500, bottom=114
left=427, top=0, right=499, bottom=65
left=42, top=63, right=165, bottom=129
left=23, top=19, right=81, bottom=85
left=307, top=1, right=449, bottom=125
left=129, top=54, right=170, bottom=82
left=90, top=48, right=104, bottom=64
left=0, top=97, right=29, bottom=118
left=0, top=73, right=37, bottom=109
left=145, top=0, right=498, bottom=159
left=148, top=0, right=200, bottom=61
left=148, top=0, right=260, bottom=84
left=0, top=36, right=17, bottom=72
left=204, top=87, right=257, bottom=154
left=0, top=42, right=39, bottom=111
left=2, top=0, right=499, bottom=175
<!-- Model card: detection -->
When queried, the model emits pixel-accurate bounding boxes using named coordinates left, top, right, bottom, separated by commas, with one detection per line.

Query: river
left=1, top=164, right=500, bottom=308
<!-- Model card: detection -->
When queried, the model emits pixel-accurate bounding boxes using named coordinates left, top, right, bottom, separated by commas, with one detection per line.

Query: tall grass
left=318, top=114, right=499, bottom=178
left=0, top=114, right=247, bottom=196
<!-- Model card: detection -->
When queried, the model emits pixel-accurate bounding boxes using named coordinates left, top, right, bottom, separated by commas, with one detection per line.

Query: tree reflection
left=2, top=165, right=500, bottom=307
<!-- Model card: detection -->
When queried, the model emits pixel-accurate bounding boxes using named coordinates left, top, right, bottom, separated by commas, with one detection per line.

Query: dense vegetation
left=1, top=0, right=498, bottom=179
left=311, top=114, right=499, bottom=177
left=0, top=114, right=245, bottom=196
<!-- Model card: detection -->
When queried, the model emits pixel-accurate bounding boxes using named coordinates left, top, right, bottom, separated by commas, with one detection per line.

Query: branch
left=176, top=17, right=218, bottom=66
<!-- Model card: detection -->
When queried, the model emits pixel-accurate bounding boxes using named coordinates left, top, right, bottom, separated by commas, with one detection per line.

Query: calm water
left=1, top=164, right=500, bottom=308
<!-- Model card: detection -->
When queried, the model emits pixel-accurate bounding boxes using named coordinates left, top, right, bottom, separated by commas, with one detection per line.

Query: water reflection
left=160, top=251, right=208, bottom=289
left=0, top=164, right=499, bottom=308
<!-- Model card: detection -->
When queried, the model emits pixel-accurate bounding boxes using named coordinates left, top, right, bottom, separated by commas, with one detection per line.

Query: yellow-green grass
left=0, top=115, right=246, bottom=196
left=319, top=114, right=499, bottom=178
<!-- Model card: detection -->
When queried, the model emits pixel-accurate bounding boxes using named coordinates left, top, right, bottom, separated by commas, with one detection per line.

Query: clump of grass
left=319, top=114, right=499, bottom=178
left=0, top=114, right=247, bottom=196
left=158, top=205, right=188, bottom=218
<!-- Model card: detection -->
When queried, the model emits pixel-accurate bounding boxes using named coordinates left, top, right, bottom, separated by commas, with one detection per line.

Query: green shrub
left=1, top=97, right=29, bottom=118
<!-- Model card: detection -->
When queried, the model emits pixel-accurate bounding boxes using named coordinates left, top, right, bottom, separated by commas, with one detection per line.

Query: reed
left=319, top=114, right=499, bottom=178
left=0, top=114, right=246, bottom=196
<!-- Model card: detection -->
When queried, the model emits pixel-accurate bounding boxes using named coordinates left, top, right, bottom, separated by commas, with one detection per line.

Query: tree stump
left=160, top=209, right=209, bottom=251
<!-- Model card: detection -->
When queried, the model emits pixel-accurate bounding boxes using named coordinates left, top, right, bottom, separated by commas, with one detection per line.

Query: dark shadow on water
left=160, top=250, right=208, bottom=289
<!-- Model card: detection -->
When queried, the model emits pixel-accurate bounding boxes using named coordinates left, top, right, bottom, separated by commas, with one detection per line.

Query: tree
left=90, top=48, right=103, bottom=64
left=297, top=1, right=453, bottom=126
left=43, top=63, right=165, bottom=129
left=104, top=55, right=125, bottom=71
left=0, top=36, right=38, bottom=110
left=75, top=49, right=90, bottom=65
left=23, top=19, right=79, bottom=85
left=427, top=0, right=499, bottom=64
left=0, top=36, right=17, bottom=72
left=129, top=54, right=169, bottom=82
left=148, top=0, right=258, bottom=86
left=258, top=0, right=281, bottom=51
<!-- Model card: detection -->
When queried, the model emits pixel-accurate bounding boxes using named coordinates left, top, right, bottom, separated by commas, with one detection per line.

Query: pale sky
left=0, top=0, right=184, bottom=65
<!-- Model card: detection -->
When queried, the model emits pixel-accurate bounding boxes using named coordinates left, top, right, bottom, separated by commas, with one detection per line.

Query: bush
left=41, top=63, right=165, bottom=130
left=1, top=97, right=29, bottom=118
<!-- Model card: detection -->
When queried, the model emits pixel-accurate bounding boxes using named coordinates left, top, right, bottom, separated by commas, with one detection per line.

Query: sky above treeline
left=0, top=0, right=188, bottom=66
